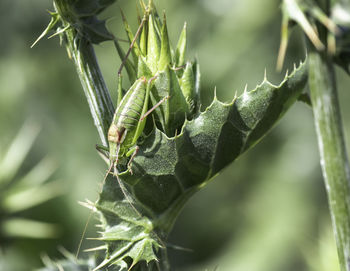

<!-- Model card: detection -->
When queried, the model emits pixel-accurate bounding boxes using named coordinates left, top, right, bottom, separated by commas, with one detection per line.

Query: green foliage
left=36, top=0, right=310, bottom=269
left=32, top=0, right=119, bottom=145
left=279, top=0, right=350, bottom=73
left=115, top=6, right=199, bottom=136
left=6, top=0, right=350, bottom=269
left=281, top=1, right=350, bottom=271
left=32, top=0, right=313, bottom=270
left=0, top=121, right=60, bottom=240
left=40, top=247, right=95, bottom=271
left=277, top=0, right=338, bottom=70
left=32, top=0, right=118, bottom=47
left=92, top=61, right=307, bottom=270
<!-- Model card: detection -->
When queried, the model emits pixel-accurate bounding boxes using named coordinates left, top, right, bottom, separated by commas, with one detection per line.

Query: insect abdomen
left=114, top=78, right=147, bottom=131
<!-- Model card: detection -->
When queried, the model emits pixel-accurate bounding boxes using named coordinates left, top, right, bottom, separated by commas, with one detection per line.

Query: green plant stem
left=158, top=247, right=170, bottom=271
left=64, top=29, right=114, bottom=146
left=308, top=48, right=350, bottom=271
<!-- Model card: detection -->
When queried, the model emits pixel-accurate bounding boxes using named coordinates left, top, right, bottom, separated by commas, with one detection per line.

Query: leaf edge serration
left=92, top=60, right=308, bottom=270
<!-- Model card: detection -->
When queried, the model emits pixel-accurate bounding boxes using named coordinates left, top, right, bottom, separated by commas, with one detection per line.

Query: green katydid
left=76, top=75, right=169, bottom=259
left=76, top=5, right=170, bottom=257
left=94, top=74, right=169, bottom=218
left=77, top=41, right=168, bottom=262
left=98, top=75, right=168, bottom=176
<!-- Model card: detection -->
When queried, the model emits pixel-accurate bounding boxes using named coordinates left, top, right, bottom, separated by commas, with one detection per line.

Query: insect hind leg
left=117, top=15, right=147, bottom=76
left=140, top=95, right=170, bottom=122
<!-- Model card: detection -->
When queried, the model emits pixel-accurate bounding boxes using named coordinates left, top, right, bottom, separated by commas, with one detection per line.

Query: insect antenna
left=118, top=14, right=147, bottom=77
left=75, top=203, right=94, bottom=259
left=112, top=165, right=142, bottom=217
left=75, top=163, right=113, bottom=259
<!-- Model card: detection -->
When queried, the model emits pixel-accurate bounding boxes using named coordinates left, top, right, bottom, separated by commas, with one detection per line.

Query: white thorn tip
left=244, top=84, right=248, bottom=93
left=78, top=201, right=96, bottom=211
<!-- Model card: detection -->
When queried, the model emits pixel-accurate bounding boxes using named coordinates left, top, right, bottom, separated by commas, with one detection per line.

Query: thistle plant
left=36, top=0, right=309, bottom=270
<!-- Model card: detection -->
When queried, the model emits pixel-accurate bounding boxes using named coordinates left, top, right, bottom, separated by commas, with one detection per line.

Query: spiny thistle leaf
left=179, top=62, right=196, bottom=111
left=39, top=247, right=95, bottom=271
left=93, top=61, right=308, bottom=270
left=115, top=9, right=197, bottom=136
left=32, top=0, right=118, bottom=47
left=38, top=1, right=309, bottom=270
left=41, top=0, right=117, bottom=146
left=175, top=23, right=187, bottom=69
left=159, top=15, right=172, bottom=72
left=146, top=14, right=161, bottom=74
left=120, top=10, right=141, bottom=65
left=153, top=68, right=189, bottom=135
left=53, top=0, right=118, bottom=43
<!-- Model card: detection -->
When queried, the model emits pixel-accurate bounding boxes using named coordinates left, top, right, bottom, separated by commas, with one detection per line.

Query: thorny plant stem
left=308, top=1, right=350, bottom=270
left=308, top=18, right=350, bottom=271
left=64, top=29, right=114, bottom=146
left=158, top=247, right=170, bottom=271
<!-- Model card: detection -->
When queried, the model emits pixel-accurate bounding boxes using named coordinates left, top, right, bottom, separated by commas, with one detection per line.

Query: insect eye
left=108, top=124, right=118, bottom=135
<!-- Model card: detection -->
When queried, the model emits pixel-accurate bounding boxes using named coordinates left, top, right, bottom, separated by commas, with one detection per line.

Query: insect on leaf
left=93, top=61, right=308, bottom=270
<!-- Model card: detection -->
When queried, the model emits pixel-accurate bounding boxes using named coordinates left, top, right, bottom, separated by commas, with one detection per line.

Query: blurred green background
left=1, top=0, right=349, bottom=270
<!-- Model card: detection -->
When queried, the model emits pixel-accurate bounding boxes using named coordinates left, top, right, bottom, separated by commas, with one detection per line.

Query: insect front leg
left=111, top=142, right=122, bottom=176
left=113, top=160, right=118, bottom=177
left=125, top=146, right=140, bottom=175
